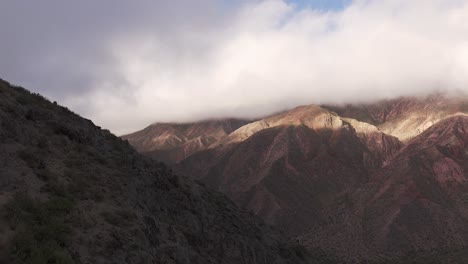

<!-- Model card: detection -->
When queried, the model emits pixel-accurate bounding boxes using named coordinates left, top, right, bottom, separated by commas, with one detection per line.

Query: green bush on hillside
left=4, top=193, right=75, bottom=264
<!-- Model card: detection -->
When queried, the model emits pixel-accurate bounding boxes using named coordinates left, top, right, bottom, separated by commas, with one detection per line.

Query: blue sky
left=221, top=0, right=352, bottom=11
left=286, top=0, right=351, bottom=10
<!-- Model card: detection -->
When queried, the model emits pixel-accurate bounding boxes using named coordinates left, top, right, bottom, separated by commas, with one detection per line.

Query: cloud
left=1, top=0, right=468, bottom=134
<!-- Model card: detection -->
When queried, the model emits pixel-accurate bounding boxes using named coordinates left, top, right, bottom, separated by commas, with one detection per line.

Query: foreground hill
left=0, top=79, right=311, bottom=264
left=127, top=95, right=468, bottom=262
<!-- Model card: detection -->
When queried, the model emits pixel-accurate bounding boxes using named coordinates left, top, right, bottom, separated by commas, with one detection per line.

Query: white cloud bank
left=2, top=0, right=468, bottom=134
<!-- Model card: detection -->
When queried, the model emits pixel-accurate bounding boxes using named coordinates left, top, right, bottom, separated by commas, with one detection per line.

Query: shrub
left=4, top=193, right=75, bottom=264
left=101, top=211, right=121, bottom=226
left=16, top=95, right=36, bottom=106
left=17, top=149, right=44, bottom=169
left=101, top=209, right=136, bottom=227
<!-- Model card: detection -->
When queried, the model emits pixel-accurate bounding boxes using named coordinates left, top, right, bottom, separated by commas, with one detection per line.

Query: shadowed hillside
left=0, top=79, right=313, bottom=264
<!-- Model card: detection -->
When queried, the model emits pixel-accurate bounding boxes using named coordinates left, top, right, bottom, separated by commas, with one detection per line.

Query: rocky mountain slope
left=176, top=105, right=402, bottom=236
left=327, top=94, right=468, bottom=141
left=299, top=114, right=468, bottom=263
left=127, top=94, right=468, bottom=263
left=0, top=79, right=312, bottom=264
left=123, top=119, right=251, bottom=164
left=364, top=114, right=468, bottom=256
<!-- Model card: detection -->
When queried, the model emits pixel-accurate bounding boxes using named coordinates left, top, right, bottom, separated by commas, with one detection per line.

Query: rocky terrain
left=0, top=79, right=312, bottom=264
left=299, top=114, right=468, bottom=263
left=327, top=94, right=468, bottom=141
left=128, top=94, right=468, bottom=263
left=123, top=119, right=251, bottom=164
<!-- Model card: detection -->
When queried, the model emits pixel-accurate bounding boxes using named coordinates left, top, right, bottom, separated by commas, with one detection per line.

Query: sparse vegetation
left=101, top=209, right=136, bottom=227
left=4, top=193, right=75, bottom=264
left=0, top=78, right=311, bottom=264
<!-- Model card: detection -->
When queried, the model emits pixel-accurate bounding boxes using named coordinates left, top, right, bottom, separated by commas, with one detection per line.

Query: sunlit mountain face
left=125, top=94, right=468, bottom=262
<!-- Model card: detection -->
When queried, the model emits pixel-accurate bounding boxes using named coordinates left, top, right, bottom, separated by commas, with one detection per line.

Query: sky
left=286, top=0, right=350, bottom=10
left=1, top=0, right=468, bottom=135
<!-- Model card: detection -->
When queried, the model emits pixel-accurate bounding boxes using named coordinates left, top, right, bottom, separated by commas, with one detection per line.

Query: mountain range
left=124, top=94, right=468, bottom=263
left=2, top=75, right=467, bottom=263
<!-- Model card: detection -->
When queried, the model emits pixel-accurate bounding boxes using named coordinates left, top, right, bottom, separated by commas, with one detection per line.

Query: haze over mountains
left=125, top=94, right=468, bottom=262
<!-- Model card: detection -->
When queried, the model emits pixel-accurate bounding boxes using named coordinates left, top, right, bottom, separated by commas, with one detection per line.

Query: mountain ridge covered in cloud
left=1, top=0, right=468, bottom=134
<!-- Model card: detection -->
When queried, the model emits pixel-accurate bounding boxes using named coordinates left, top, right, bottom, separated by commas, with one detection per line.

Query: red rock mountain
left=299, top=114, right=468, bottom=262
left=327, top=94, right=468, bottom=141
left=125, top=95, right=468, bottom=263
left=122, top=119, right=250, bottom=164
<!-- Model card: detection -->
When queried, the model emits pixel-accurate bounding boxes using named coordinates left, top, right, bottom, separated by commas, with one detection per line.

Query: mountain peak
left=327, top=94, right=468, bottom=141
left=122, top=118, right=252, bottom=163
